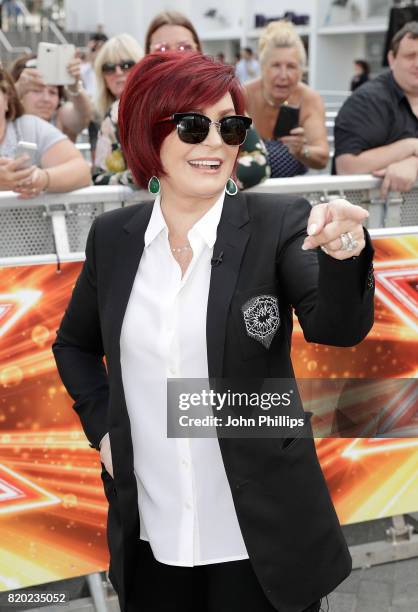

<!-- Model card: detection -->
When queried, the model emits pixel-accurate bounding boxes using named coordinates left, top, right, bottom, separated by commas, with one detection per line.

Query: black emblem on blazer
left=241, top=295, right=280, bottom=349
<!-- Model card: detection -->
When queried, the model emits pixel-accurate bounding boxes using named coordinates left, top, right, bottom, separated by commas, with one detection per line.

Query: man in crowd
left=334, top=22, right=418, bottom=197
left=235, top=47, right=260, bottom=83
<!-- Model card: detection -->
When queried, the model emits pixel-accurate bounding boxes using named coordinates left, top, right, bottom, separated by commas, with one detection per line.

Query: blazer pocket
left=232, top=284, right=280, bottom=360
left=100, top=463, right=117, bottom=499
left=281, top=411, right=313, bottom=453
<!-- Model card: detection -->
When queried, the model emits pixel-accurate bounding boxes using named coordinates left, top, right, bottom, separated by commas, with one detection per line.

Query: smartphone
left=273, top=104, right=300, bottom=138
left=37, top=42, right=76, bottom=86
left=15, top=141, right=38, bottom=169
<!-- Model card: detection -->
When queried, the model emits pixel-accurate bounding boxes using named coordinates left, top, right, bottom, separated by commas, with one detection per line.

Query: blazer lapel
left=107, top=202, right=153, bottom=359
left=207, top=193, right=250, bottom=379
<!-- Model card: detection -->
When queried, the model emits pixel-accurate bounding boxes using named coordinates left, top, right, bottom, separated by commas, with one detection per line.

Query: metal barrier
left=249, top=175, right=418, bottom=228
left=318, top=90, right=349, bottom=110
left=0, top=186, right=145, bottom=259
left=1, top=176, right=418, bottom=260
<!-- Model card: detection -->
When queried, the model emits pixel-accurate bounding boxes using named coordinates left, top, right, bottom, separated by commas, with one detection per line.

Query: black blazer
left=53, top=192, right=374, bottom=612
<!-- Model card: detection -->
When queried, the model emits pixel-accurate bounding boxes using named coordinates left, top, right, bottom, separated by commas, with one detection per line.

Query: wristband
left=42, top=169, right=50, bottom=192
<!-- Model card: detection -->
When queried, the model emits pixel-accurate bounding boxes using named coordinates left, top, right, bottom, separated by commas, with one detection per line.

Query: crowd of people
left=0, top=11, right=417, bottom=199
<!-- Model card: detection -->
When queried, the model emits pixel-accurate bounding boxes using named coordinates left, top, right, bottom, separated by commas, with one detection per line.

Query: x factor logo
left=0, top=290, right=42, bottom=338
left=0, top=464, right=60, bottom=515
left=0, top=478, right=25, bottom=502
left=374, top=260, right=418, bottom=334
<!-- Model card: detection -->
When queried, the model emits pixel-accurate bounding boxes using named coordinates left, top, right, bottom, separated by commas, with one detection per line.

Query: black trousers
left=127, top=538, right=322, bottom=612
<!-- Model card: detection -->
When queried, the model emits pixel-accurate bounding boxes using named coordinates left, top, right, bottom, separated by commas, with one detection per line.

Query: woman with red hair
left=53, top=52, right=374, bottom=612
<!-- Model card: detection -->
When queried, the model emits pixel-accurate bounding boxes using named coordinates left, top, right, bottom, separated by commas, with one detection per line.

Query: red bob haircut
left=118, top=51, right=246, bottom=188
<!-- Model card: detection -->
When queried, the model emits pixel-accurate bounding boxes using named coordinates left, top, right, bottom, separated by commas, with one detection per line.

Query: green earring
left=225, top=177, right=238, bottom=196
left=148, top=176, right=160, bottom=195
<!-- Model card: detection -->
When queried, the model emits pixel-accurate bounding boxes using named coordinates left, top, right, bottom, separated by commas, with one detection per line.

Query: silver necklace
left=171, top=245, right=191, bottom=254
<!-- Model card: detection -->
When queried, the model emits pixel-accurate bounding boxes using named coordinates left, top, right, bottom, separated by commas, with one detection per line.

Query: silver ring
left=340, top=232, right=358, bottom=251
left=340, top=233, right=350, bottom=251
left=346, top=231, right=358, bottom=250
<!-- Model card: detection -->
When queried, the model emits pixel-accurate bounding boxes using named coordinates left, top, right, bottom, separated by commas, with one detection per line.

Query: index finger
left=306, top=203, right=331, bottom=236
left=328, top=199, right=370, bottom=223
left=280, top=136, right=300, bottom=143
left=24, top=67, right=42, bottom=79
left=289, top=127, right=304, bottom=135
left=380, top=174, right=391, bottom=199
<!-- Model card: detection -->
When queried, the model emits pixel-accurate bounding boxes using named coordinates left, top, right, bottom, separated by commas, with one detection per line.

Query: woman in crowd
left=0, top=69, right=91, bottom=197
left=11, top=52, right=92, bottom=143
left=144, top=9, right=202, bottom=53
left=350, top=59, right=370, bottom=92
left=144, top=10, right=270, bottom=190
left=53, top=52, right=374, bottom=612
left=92, top=33, right=143, bottom=185
left=245, top=21, right=328, bottom=177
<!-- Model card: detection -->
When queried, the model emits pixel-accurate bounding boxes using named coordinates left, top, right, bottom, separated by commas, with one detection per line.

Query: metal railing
left=247, top=175, right=418, bottom=228
left=318, top=90, right=350, bottom=111
left=0, top=28, right=31, bottom=65
left=0, top=2, right=68, bottom=62
left=1, top=176, right=418, bottom=261
left=0, top=186, right=145, bottom=260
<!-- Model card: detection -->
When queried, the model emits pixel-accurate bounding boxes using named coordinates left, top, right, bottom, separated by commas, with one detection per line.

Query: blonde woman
left=93, top=34, right=143, bottom=185
left=245, top=21, right=328, bottom=176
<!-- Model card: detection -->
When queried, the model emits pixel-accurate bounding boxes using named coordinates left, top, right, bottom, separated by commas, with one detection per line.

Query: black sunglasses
left=102, top=60, right=136, bottom=74
left=158, top=112, right=252, bottom=146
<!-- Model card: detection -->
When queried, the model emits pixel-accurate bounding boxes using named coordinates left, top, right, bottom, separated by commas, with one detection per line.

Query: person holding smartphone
left=0, top=68, right=91, bottom=197
left=245, top=21, right=329, bottom=177
left=10, top=51, right=92, bottom=143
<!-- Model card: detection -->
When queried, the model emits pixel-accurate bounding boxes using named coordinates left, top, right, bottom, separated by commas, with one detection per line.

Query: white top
left=120, top=192, right=249, bottom=566
left=0, top=115, right=66, bottom=164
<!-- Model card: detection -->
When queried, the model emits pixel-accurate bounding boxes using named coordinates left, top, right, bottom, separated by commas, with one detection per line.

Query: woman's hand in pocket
left=99, top=432, right=114, bottom=478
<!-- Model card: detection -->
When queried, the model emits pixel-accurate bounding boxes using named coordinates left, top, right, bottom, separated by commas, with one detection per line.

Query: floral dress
left=92, top=100, right=270, bottom=189
left=92, top=100, right=134, bottom=186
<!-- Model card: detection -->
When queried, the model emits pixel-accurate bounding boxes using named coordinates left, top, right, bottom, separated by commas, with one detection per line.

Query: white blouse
left=120, top=193, right=249, bottom=566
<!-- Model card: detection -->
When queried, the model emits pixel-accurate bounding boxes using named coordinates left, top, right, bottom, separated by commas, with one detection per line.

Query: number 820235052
left=3, top=591, right=69, bottom=605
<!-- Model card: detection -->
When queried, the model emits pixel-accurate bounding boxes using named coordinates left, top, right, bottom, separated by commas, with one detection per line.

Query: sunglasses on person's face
left=102, top=60, right=136, bottom=74
left=151, top=41, right=195, bottom=53
left=158, top=112, right=252, bottom=146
